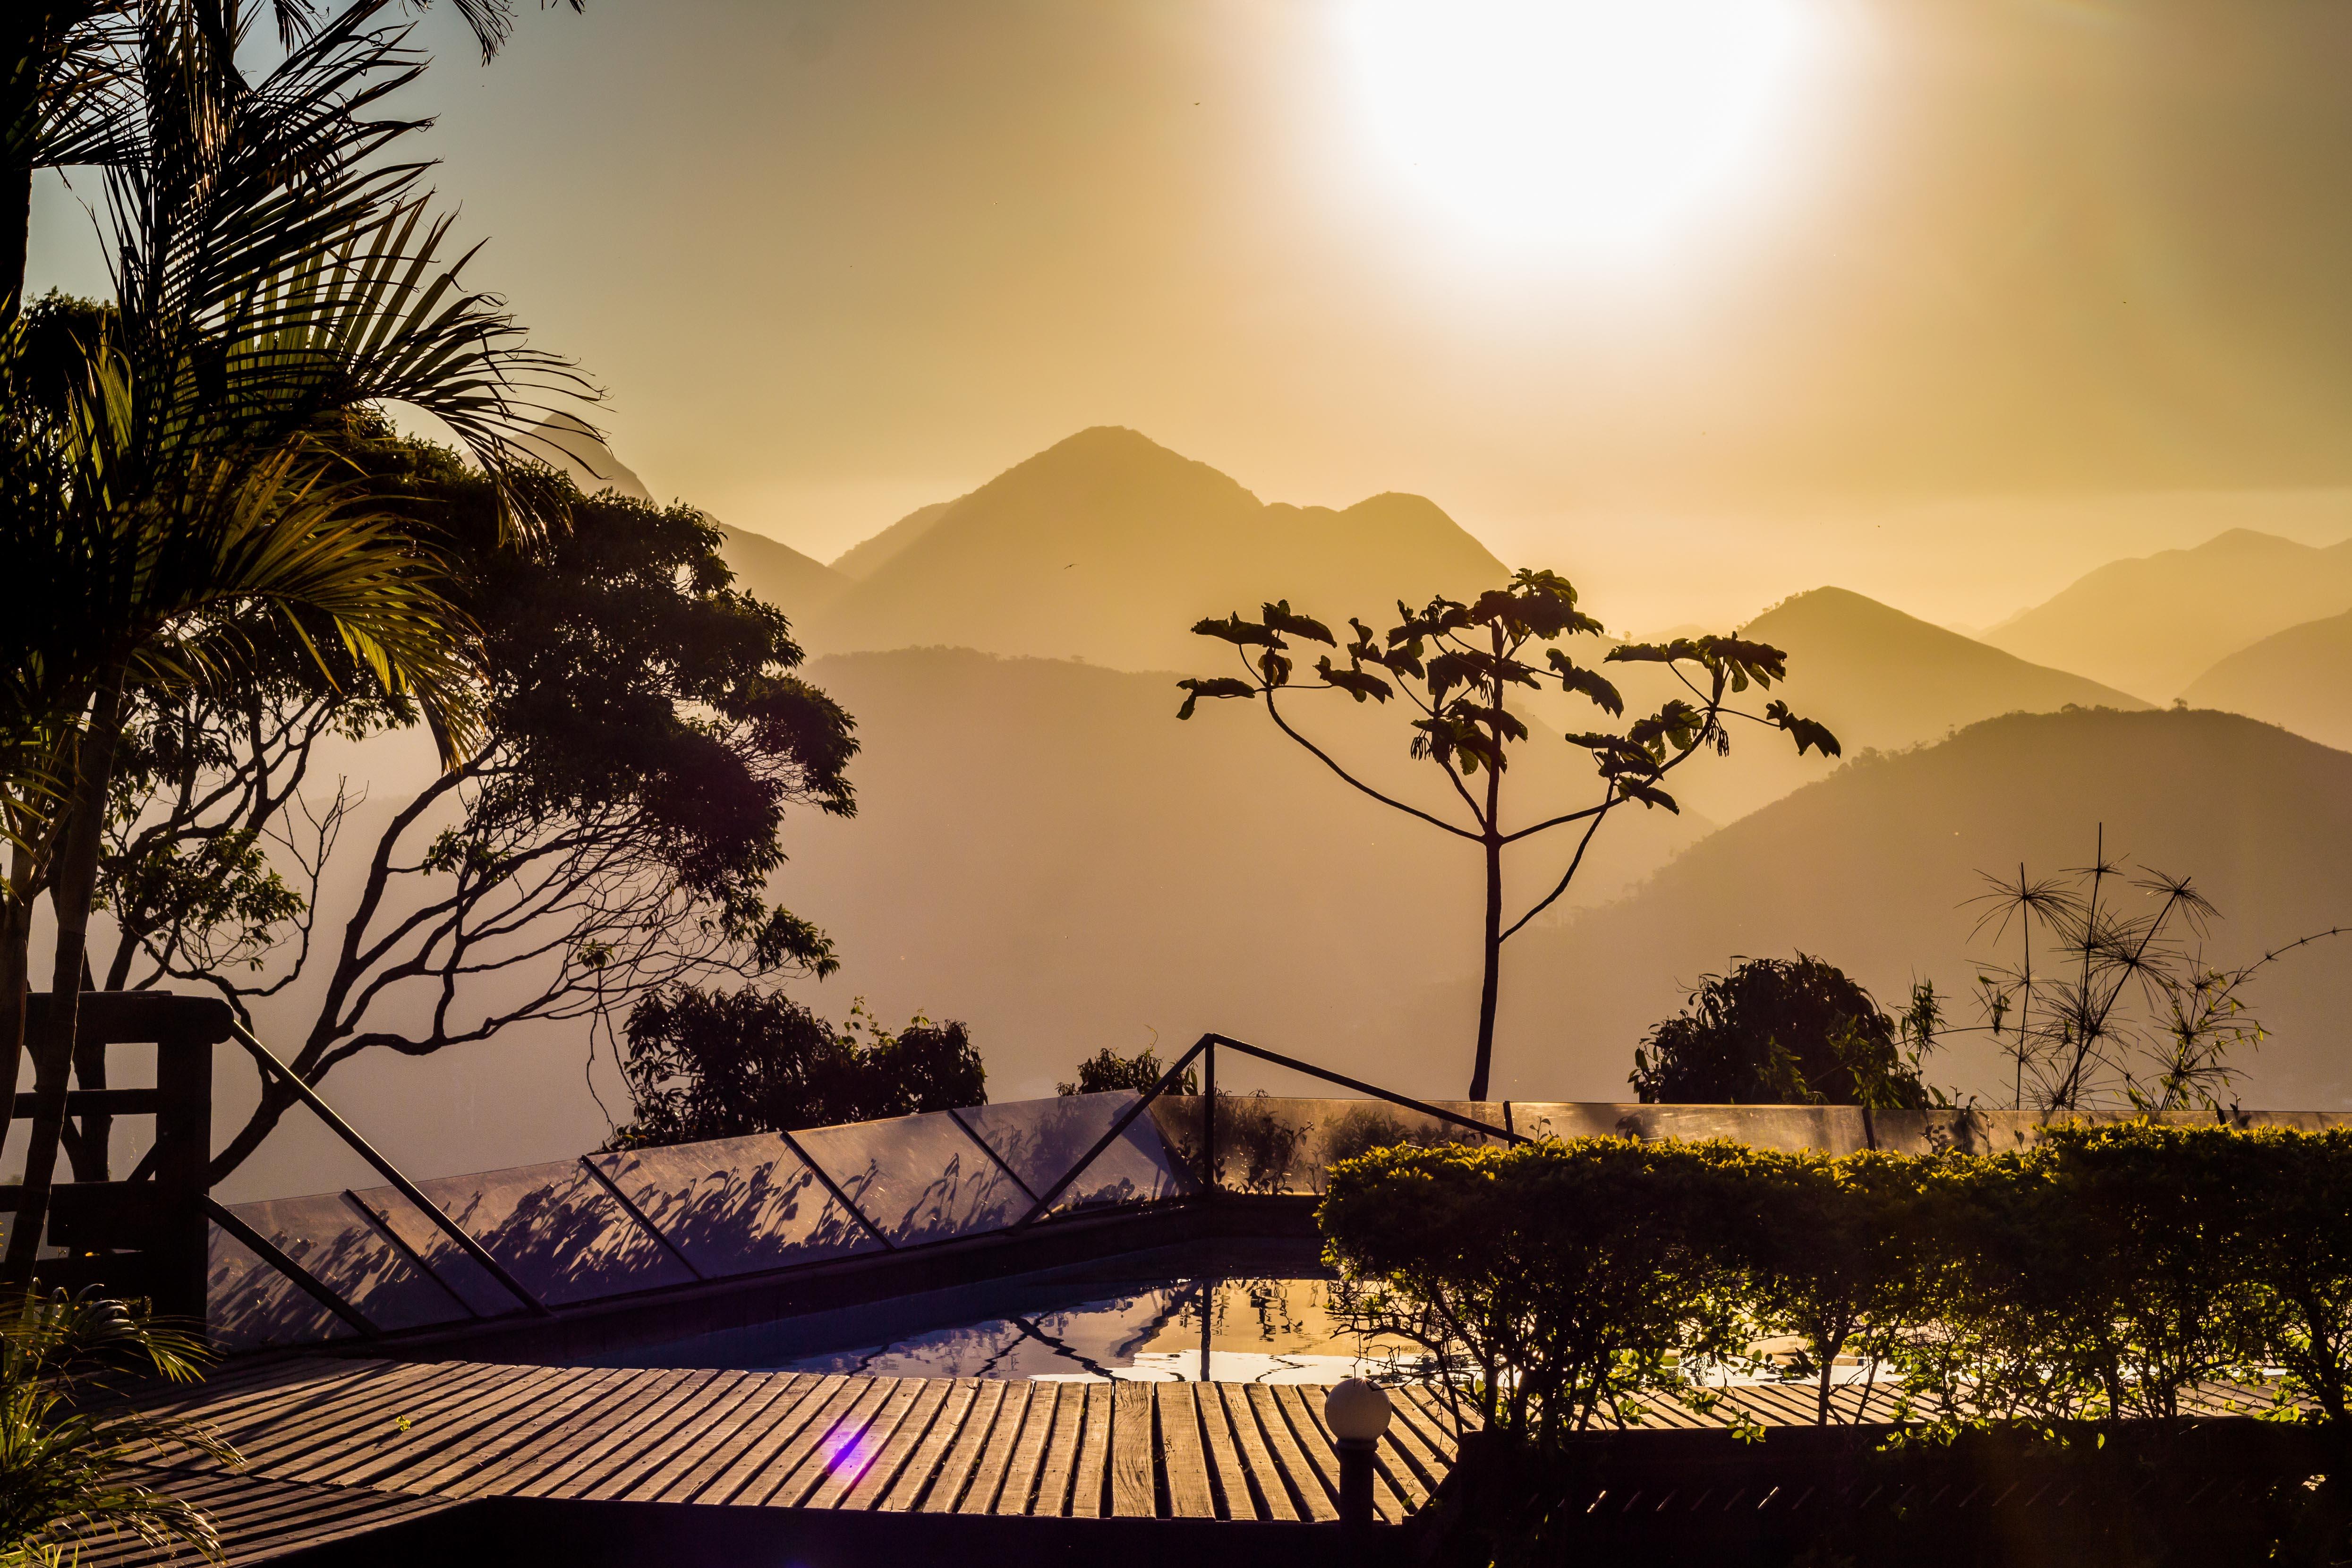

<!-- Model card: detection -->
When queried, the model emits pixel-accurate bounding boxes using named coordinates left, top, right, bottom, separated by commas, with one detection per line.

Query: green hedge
left=1318, top=1122, right=2352, bottom=1450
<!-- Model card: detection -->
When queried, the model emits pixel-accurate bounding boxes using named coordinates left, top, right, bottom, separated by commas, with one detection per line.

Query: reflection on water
left=767, top=1276, right=1406, bottom=1384
left=605, top=1243, right=1418, bottom=1384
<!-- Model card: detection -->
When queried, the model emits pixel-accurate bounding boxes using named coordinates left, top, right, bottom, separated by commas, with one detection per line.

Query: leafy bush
left=1057, top=1044, right=1195, bottom=1096
left=0, top=1290, right=235, bottom=1565
left=1321, top=1138, right=1749, bottom=1446
left=1322, top=1121, right=2352, bottom=1439
left=1323, top=1121, right=2352, bottom=1563
left=1630, top=954, right=1938, bottom=1108
left=607, top=987, right=983, bottom=1148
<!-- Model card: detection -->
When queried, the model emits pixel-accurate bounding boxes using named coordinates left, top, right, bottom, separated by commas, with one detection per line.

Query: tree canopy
left=1629, top=954, right=1935, bottom=1109
left=608, top=987, right=983, bottom=1149
left=1178, top=568, right=1838, bottom=1099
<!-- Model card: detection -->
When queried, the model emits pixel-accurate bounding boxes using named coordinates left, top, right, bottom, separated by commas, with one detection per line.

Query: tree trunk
left=0, top=883, right=31, bottom=1172
left=3, top=665, right=126, bottom=1286
left=0, top=161, right=29, bottom=333
left=1469, top=829, right=1502, bottom=1103
left=1467, top=638, right=1508, bottom=1102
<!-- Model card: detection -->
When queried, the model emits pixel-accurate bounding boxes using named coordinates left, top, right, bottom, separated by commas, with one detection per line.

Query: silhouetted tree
left=607, top=988, right=983, bottom=1148
left=89, top=437, right=860, bottom=1180
left=1178, top=570, right=1839, bottom=1099
left=1057, top=1043, right=1195, bottom=1096
left=1969, top=828, right=2347, bottom=1114
left=1630, top=954, right=1935, bottom=1108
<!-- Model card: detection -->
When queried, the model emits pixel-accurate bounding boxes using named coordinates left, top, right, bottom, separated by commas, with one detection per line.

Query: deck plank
left=308, top=1363, right=576, bottom=1487
left=1243, top=1383, right=1336, bottom=1522
left=875, top=1378, right=979, bottom=1512
left=500, top=1370, right=716, bottom=1498
left=1109, top=1380, right=1157, bottom=1518
left=234, top=1362, right=503, bottom=1475
left=918, top=1378, right=1011, bottom=1514
left=1032, top=1383, right=1091, bottom=1517
left=579, top=1372, right=760, bottom=1500
left=1213, top=1382, right=1296, bottom=1522
left=521, top=1369, right=726, bottom=1498
left=427, top=1367, right=645, bottom=1498
left=699, top=1373, right=855, bottom=1506
left=993, top=1380, right=1061, bottom=1517
left=754, top=1375, right=897, bottom=1508
left=630, top=1372, right=816, bottom=1503
left=449, top=1368, right=675, bottom=1497
left=1068, top=1383, right=1115, bottom=1518
left=1375, top=1401, right=1449, bottom=1499
left=201, top=1360, right=454, bottom=1461
left=841, top=1376, right=954, bottom=1510
left=1391, top=1385, right=1465, bottom=1462
left=1193, top=1381, right=1258, bottom=1520
left=955, top=1382, right=1032, bottom=1515
left=806, top=1377, right=927, bottom=1509
left=1157, top=1384, right=1218, bottom=1519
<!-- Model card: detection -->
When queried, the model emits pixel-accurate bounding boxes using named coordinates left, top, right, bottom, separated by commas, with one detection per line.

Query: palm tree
left=0, top=1288, right=237, bottom=1564
left=3, top=0, right=581, bottom=330
left=0, top=0, right=588, bottom=1281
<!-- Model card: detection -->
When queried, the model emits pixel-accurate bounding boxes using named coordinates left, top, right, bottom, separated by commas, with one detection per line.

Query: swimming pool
left=600, top=1240, right=1416, bottom=1384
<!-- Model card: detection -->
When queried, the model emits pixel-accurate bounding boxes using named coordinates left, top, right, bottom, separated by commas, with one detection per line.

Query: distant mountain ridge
left=516, top=414, right=848, bottom=619
left=1647, top=587, right=2149, bottom=823
left=804, top=426, right=1512, bottom=671
left=2182, top=608, right=2352, bottom=752
left=1985, top=528, right=2352, bottom=700
left=1498, top=707, right=2352, bottom=1110
left=832, top=501, right=956, bottom=579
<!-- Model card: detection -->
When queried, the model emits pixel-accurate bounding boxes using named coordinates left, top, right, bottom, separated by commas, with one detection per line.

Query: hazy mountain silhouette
left=1984, top=530, right=2352, bottom=700
left=806, top=427, right=1511, bottom=670
left=517, top=414, right=847, bottom=619
left=1496, top=707, right=2352, bottom=1112
left=832, top=501, right=955, bottom=579
left=775, top=648, right=1717, bottom=1101
left=1675, top=588, right=2152, bottom=821
left=518, top=412, right=652, bottom=502
left=714, top=526, right=849, bottom=620
left=2182, top=610, right=2352, bottom=752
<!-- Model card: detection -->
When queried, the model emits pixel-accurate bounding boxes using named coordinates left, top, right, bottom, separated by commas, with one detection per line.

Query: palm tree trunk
left=0, top=160, right=29, bottom=331
left=4, top=663, right=126, bottom=1286
left=0, top=880, right=31, bottom=1171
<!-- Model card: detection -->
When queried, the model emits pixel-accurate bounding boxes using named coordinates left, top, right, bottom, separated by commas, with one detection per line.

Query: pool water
left=605, top=1242, right=1417, bottom=1384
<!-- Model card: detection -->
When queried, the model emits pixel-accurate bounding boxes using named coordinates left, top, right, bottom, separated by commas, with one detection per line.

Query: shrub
left=1321, top=1138, right=1747, bottom=1446
left=1057, top=1044, right=1195, bottom=1097
left=1630, top=954, right=1935, bottom=1108
left=0, top=1290, right=236, bottom=1564
left=608, top=987, right=982, bottom=1148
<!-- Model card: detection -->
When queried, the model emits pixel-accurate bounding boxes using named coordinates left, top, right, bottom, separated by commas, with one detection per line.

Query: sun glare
left=1338, top=0, right=1824, bottom=256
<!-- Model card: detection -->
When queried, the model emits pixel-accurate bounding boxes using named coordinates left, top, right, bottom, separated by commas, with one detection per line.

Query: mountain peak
left=806, top=430, right=1506, bottom=670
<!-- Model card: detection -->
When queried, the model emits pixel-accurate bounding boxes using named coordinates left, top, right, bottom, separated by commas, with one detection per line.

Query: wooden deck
left=115, top=1356, right=1467, bottom=1534
left=89, top=1358, right=2291, bottom=1561
left=77, top=1465, right=461, bottom=1567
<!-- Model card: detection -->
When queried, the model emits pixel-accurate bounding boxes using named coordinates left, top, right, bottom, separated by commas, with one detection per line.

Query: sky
left=31, top=0, right=2352, bottom=631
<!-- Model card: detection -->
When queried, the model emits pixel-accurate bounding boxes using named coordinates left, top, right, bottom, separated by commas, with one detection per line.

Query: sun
left=1337, top=0, right=1825, bottom=256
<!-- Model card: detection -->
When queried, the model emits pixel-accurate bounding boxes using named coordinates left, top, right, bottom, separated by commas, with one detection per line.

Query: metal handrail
left=230, top=1023, right=552, bottom=1319
left=1012, top=1031, right=1525, bottom=1228
left=204, top=1195, right=378, bottom=1340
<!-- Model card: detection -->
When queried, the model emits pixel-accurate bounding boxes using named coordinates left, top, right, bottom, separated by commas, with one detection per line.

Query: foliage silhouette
left=0, top=0, right=587, bottom=1280
left=1968, top=827, right=2348, bottom=1113
left=79, top=439, right=859, bottom=1182
left=0, top=1288, right=235, bottom=1564
left=1629, top=953, right=1937, bottom=1109
left=1057, top=1043, right=1194, bottom=1097
left=1177, top=568, right=1838, bottom=1098
left=607, top=987, right=982, bottom=1150
left=1321, top=1123, right=2352, bottom=1564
